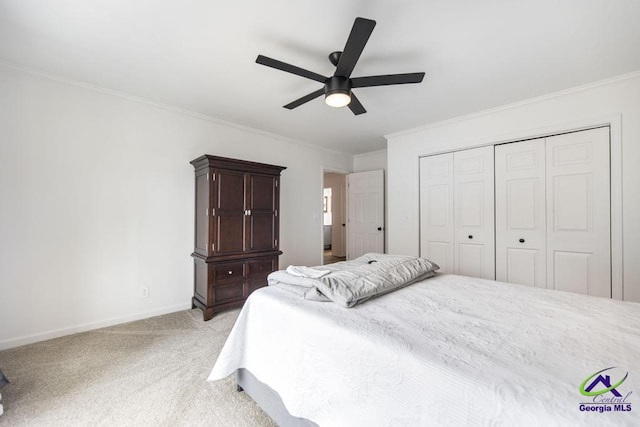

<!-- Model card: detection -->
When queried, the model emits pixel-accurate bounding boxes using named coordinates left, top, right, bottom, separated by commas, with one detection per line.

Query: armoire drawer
left=212, top=262, right=245, bottom=284
left=247, top=257, right=276, bottom=280
left=248, top=280, right=268, bottom=295
left=213, top=281, right=244, bottom=304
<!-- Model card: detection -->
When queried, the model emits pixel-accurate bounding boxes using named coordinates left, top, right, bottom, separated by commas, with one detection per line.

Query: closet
left=419, top=145, right=495, bottom=279
left=495, top=127, right=611, bottom=297
left=419, top=126, right=611, bottom=297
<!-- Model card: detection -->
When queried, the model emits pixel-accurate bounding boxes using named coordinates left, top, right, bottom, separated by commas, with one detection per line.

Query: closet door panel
left=453, top=146, right=495, bottom=280
left=495, top=139, right=546, bottom=287
left=546, top=127, right=610, bottom=297
left=506, top=248, right=538, bottom=286
left=419, top=154, right=454, bottom=273
left=458, top=243, right=484, bottom=277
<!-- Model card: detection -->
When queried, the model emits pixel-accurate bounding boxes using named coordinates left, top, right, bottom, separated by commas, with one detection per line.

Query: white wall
left=386, top=71, right=640, bottom=303
left=0, top=64, right=352, bottom=349
left=353, top=149, right=387, bottom=173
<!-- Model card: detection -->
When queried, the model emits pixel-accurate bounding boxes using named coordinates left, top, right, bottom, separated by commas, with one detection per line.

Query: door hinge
left=275, top=210, right=278, bottom=217
left=275, top=180, right=278, bottom=188
left=206, top=172, right=209, bottom=181
left=205, top=208, right=208, bottom=216
left=211, top=243, right=215, bottom=251
left=212, top=173, right=216, bottom=181
left=274, top=239, right=278, bottom=246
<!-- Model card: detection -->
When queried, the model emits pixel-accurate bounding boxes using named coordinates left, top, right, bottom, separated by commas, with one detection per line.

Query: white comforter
left=209, top=274, right=640, bottom=426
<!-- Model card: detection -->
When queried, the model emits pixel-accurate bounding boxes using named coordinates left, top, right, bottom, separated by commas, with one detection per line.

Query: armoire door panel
left=419, top=154, right=455, bottom=273
left=248, top=213, right=275, bottom=251
left=213, top=169, right=246, bottom=255
left=495, top=138, right=546, bottom=287
left=215, top=216, right=245, bottom=253
left=249, top=174, right=276, bottom=211
left=546, top=127, right=610, bottom=297
left=215, top=171, right=245, bottom=211
left=454, top=146, right=494, bottom=280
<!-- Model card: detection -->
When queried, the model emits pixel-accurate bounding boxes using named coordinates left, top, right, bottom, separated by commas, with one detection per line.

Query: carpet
left=0, top=309, right=275, bottom=426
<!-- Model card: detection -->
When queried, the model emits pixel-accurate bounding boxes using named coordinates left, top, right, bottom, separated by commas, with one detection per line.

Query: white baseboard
left=0, top=302, right=193, bottom=351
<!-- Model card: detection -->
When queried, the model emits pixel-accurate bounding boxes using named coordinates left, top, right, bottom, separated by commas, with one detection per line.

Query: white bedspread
left=209, top=274, right=640, bottom=426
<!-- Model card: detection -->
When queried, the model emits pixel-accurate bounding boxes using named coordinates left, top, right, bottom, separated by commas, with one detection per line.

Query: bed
left=209, top=256, right=640, bottom=426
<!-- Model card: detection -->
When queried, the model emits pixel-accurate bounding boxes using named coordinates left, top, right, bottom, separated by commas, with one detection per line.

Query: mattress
left=209, top=273, right=640, bottom=426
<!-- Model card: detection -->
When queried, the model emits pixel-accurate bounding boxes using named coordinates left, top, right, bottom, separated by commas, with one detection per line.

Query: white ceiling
left=1, top=0, right=639, bottom=154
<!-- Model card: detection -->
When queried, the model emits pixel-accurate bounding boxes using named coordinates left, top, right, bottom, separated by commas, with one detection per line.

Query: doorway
left=322, top=172, right=347, bottom=265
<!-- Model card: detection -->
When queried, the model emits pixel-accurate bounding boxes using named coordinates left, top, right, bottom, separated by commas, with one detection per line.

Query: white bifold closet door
left=546, top=128, right=611, bottom=297
left=420, top=146, right=494, bottom=279
left=495, top=139, right=546, bottom=287
left=419, top=153, right=455, bottom=273
left=495, top=127, right=611, bottom=297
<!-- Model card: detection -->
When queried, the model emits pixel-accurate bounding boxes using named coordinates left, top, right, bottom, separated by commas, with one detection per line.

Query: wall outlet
left=140, top=287, right=149, bottom=298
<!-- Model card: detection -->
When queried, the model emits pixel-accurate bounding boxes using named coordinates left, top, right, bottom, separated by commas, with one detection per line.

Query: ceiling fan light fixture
left=324, top=76, right=352, bottom=108
left=325, top=91, right=351, bottom=108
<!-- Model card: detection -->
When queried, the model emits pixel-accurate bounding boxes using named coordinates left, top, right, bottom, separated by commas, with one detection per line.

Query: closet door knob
left=468, top=235, right=473, bottom=239
left=519, top=238, right=525, bottom=243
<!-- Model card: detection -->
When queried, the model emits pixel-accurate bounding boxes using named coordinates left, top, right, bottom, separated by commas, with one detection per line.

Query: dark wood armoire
left=190, top=155, right=286, bottom=320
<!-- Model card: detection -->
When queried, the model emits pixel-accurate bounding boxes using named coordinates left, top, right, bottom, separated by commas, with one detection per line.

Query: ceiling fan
left=256, top=17, right=425, bottom=115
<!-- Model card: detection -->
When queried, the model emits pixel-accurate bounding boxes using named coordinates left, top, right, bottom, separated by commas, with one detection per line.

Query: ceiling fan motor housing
left=325, top=76, right=351, bottom=96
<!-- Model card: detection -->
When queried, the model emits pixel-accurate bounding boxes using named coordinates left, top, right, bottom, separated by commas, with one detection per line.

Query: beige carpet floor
left=0, top=309, right=275, bottom=426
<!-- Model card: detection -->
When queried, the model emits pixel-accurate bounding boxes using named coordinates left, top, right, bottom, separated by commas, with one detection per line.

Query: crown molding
left=386, top=70, right=640, bottom=140
left=0, top=59, right=353, bottom=157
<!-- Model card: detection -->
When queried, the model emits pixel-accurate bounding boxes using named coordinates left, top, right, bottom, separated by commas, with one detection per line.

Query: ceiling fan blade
left=351, top=72, right=425, bottom=88
left=348, top=92, right=366, bottom=115
left=283, top=88, right=325, bottom=109
left=334, top=18, right=376, bottom=78
left=256, top=55, right=327, bottom=83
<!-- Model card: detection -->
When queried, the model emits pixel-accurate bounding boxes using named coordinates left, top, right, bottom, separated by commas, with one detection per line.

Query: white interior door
left=495, top=139, right=546, bottom=287
left=454, top=146, right=495, bottom=279
left=347, top=170, right=384, bottom=260
left=419, top=153, right=455, bottom=273
left=546, top=127, right=611, bottom=297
